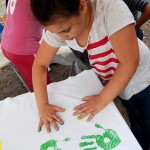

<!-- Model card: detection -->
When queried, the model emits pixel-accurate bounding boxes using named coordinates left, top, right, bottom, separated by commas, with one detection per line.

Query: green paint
left=79, top=123, right=121, bottom=150
left=40, top=139, right=61, bottom=150
left=95, top=124, right=103, bottom=129
left=96, top=129, right=121, bottom=150
left=63, top=137, right=71, bottom=142
left=79, top=117, right=86, bottom=120
left=80, top=141, right=94, bottom=147
left=83, top=147, right=97, bottom=150
left=40, top=123, right=121, bottom=150
left=81, top=135, right=97, bottom=139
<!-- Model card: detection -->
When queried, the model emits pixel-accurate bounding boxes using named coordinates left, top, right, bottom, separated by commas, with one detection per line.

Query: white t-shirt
left=43, top=0, right=150, bottom=100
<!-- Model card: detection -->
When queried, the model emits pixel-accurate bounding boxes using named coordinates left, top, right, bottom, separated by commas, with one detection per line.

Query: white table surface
left=0, top=70, right=142, bottom=150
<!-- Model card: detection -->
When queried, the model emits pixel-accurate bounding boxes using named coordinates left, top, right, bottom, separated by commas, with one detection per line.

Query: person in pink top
left=1, top=0, right=51, bottom=92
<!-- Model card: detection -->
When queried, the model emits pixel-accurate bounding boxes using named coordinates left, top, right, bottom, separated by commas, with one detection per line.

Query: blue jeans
left=136, top=28, right=143, bottom=41
left=120, top=85, right=150, bottom=150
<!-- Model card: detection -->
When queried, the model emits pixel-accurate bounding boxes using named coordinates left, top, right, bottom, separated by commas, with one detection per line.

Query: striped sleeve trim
left=96, top=73, right=113, bottom=80
left=91, top=58, right=119, bottom=66
left=94, top=66, right=116, bottom=73
left=87, top=36, right=109, bottom=50
left=89, top=48, right=114, bottom=60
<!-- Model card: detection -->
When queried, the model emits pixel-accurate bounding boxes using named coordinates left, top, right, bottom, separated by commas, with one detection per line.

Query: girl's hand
left=73, top=95, right=107, bottom=122
left=38, top=104, right=65, bottom=133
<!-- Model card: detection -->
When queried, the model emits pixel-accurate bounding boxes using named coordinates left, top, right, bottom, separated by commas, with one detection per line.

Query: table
left=0, top=70, right=142, bottom=150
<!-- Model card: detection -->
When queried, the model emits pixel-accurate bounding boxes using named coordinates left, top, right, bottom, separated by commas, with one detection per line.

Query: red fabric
left=2, top=48, right=51, bottom=92
left=92, top=58, right=119, bottom=66
left=89, top=48, right=114, bottom=59
left=86, top=36, right=119, bottom=81
left=87, top=36, right=109, bottom=50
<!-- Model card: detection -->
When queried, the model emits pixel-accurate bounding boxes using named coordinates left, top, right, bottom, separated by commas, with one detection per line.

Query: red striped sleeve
left=94, top=66, right=116, bottom=73
left=97, top=73, right=113, bottom=79
left=89, top=48, right=114, bottom=60
left=92, top=58, right=119, bottom=66
left=87, top=36, right=109, bottom=50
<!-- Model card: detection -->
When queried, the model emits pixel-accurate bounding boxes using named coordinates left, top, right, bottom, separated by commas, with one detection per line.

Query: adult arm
left=136, top=3, right=150, bottom=29
left=124, top=0, right=150, bottom=29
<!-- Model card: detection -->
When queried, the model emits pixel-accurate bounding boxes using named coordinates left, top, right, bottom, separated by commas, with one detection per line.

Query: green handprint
left=40, top=138, right=71, bottom=150
left=40, top=139, right=61, bottom=150
left=79, top=124, right=121, bottom=150
left=40, top=124, right=121, bottom=150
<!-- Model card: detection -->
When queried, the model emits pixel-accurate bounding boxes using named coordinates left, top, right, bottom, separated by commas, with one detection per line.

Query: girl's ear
left=79, top=0, right=88, bottom=15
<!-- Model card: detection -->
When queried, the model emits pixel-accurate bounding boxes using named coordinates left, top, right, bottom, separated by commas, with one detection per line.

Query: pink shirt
left=1, top=0, right=42, bottom=55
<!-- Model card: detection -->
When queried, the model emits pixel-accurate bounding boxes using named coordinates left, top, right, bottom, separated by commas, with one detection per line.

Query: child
left=123, top=0, right=150, bottom=40
left=30, top=0, right=150, bottom=149
left=1, top=0, right=51, bottom=92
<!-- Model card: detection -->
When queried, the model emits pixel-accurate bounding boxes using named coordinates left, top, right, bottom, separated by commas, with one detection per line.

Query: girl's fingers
left=73, top=110, right=82, bottom=116
left=77, top=112, right=89, bottom=120
left=53, top=105, right=65, bottom=112
left=82, top=96, right=90, bottom=101
left=43, top=120, right=51, bottom=133
left=53, top=114, right=64, bottom=125
left=49, top=107, right=64, bottom=124
left=38, top=120, right=44, bottom=132
left=74, top=97, right=94, bottom=110
left=73, top=105, right=90, bottom=116
left=77, top=108, right=93, bottom=119
left=46, top=113, right=63, bottom=130
left=49, top=118, right=59, bottom=131
left=74, top=102, right=88, bottom=110
left=87, top=112, right=95, bottom=122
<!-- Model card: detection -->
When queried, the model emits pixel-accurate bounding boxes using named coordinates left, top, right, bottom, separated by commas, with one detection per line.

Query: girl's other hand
left=38, top=104, right=65, bottom=133
left=73, top=95, right=107, bottom=122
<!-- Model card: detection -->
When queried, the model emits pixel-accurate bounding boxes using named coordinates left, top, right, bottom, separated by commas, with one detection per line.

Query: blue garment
left=0, top=23, right=4, bottom=33
left=136, top=28, right=143, bottom=41
left=0, top=23, right=4, bottom=41
left=120, top=85, right=150, bottom=150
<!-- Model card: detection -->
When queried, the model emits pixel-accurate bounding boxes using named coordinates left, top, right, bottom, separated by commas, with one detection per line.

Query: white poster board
left=0, top=70, right=142, bottom=150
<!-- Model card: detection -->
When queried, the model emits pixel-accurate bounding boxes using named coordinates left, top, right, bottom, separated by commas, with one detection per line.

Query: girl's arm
left=32, top=40, right=65, bottom=132
left=99, top=23, right=139, bottom=103
left=74, top=23, right=139, bottom=121
left=33, top=40, right=57, bottom=107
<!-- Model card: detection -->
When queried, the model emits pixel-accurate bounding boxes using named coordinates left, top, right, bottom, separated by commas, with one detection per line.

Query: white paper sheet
left=0, top=70, right=142, bottom=150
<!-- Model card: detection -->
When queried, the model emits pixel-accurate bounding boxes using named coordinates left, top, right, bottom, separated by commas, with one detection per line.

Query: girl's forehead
left=52, top=15, right=73, bottom=24
left=56, top=19, right=71, bottom=29
left=56, top=16, right=76, bottom=28
left=45, top=19, right=72, bottom=33
left=45, top=15, right=80, bottom=32
left=55, top=14, right=80, bottom=24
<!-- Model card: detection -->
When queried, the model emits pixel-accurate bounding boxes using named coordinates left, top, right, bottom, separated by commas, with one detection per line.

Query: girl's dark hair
left=30, top=0, right=80, bottom=26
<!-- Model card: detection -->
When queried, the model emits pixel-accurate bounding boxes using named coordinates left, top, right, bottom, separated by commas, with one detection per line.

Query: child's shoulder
left=96, top=0, right=128, bottom=13
left=96, top=0, right=111, bottom=8
left=96, top=0, right=115, bottom=6
left=96, top=0, right=118, bottom=12
left=97, top=0, right=126, bottom=7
